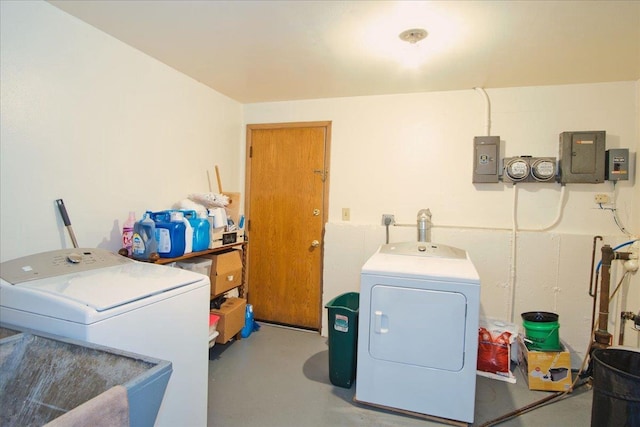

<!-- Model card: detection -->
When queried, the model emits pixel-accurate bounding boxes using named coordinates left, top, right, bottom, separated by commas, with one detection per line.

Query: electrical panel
left=473, top=136, right=500, bottom=183
left=558, top=131, right=605, bottom=184
left=502, top=156, right=557, bottom=183
left=605, top=148, right=629, bottom=181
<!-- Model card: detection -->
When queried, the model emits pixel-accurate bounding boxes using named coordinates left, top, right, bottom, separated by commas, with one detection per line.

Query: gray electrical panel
left=606, top=148, right=629, bottom=181
left=473, top=136, right=500, bottom=183
left=558, top=131, right=605, bottom=183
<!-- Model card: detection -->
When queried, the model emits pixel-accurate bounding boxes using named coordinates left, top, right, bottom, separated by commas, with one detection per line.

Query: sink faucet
left=417, top=209, right=432, bottom=242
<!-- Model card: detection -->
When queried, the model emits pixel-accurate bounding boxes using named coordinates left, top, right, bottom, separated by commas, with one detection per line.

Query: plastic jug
left=150, top=211, right=186, bottom=258
left=182, top=210, right=210, bottom=252
left=171, top=211, right=193, bottom=254
left=132, top=212, right=158, bottom=261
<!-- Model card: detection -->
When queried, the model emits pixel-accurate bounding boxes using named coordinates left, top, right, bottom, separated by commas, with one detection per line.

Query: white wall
left=0, top=1, right=242, bottom=261
left=2, top=0, right=637, bottom=365
left=244, top=82, right=640, bottom=361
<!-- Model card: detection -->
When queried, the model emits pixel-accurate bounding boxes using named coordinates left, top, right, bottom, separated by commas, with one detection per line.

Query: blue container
left=132, top=212, right=158, bottom=261
left=241, top=304, right=255, bottom=338
left=182, top=210, right=210, bottom=252
left=150, top=211, right=186, bottom=258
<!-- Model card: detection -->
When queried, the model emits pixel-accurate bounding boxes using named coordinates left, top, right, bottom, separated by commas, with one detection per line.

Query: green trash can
left=325, top=292, right=359, bottom=388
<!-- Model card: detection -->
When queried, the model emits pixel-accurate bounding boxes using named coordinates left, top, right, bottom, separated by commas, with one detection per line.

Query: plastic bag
left=477, top=317, right=518, bottom=383
left=188, top=192, right=229, bottom=209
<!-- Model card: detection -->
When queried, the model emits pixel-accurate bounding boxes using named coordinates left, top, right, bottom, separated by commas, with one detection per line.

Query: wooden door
left=245, top=122, right=330, bottom=330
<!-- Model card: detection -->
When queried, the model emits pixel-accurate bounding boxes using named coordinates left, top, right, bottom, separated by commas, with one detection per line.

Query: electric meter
left=531, top=158, right=556, bottom=182
left=504, top=158, right=530, bottom=182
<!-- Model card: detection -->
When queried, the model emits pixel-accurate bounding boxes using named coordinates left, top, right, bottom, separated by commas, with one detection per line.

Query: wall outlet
left=594, top=194, right=610, bottom=204
left=342, top=208, right=350, bottom=221
left=381, top=214, right=395, bottom=226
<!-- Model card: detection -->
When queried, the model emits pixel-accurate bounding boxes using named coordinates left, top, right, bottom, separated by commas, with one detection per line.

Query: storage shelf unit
left=154, top=241, right=247, bottom=298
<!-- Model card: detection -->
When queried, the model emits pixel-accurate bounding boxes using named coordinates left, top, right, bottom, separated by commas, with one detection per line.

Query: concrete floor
left=208, top=324, right=593, bottom=427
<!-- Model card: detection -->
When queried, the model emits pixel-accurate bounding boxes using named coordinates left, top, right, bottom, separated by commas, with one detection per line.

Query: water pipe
left=589, top=236, right=603, bottom=331
left=593, top=244, right=632, bottom=349
left=619, top=311, right=640, bottom=345
left=595, top=239, right=639, bottom=272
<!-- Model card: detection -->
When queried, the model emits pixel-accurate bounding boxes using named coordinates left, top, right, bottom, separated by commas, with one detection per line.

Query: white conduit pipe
left=507, top=185, right=566, bottom=322
left=519, top=185, right=567, bottom=232
left=474, top=87, right=491, bottom=136
left=508, top=184, right=518, bottom=323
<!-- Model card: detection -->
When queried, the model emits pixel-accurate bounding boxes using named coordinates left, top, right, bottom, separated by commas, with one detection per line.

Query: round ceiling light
left=398, top=28, right=428, bottom=44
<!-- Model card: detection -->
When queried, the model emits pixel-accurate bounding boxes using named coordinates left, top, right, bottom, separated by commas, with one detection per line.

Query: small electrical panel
left=605, top=148, right=629, bottom=181
left=558, top=131, right=605, bottom=184
left=502, top=156, right=557, bottom=183
left=473, top=136, right=500, bottom=183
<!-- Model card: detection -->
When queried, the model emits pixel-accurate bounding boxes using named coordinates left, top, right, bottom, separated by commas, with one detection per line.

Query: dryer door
left=369, top=284, right=467, bottom=371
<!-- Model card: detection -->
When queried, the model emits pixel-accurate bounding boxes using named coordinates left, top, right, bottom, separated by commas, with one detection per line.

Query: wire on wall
left=474, top=87, right=491, bottom=136
left=597, top=182, right=631, bottom=236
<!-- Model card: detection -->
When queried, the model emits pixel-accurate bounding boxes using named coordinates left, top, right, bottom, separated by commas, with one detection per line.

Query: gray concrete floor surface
left=208, top=324, right=593, bottom=426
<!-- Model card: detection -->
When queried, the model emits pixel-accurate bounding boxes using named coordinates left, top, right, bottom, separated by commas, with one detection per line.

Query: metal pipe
left=594, top=245, right=615, bottom=348
left=589, top=236, right=603, bottom=332
left=589, top=236, right=603, bottom=297
left=619, top=311, right=639, bottom=345
left=416, top=209, right=432, bottom=242
left=594, top=245, right=632, bottom=349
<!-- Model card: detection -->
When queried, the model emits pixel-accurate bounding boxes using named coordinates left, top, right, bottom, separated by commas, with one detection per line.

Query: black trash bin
left=591, top=348, right=640, bottom=427
left=325, top=292, right=359, bottom=388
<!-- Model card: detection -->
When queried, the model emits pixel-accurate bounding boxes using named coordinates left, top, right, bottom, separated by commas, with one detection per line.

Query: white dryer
left=356, top=241, right=480, bottom=424
left=0, top=248, right=210, bottom=427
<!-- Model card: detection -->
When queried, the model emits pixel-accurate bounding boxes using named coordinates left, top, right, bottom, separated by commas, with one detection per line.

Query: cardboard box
left=518, top=335, right=572, bottom=391
left=205, top=250, right=243, bottom=297
left=210, top=298, right=246, bottom=343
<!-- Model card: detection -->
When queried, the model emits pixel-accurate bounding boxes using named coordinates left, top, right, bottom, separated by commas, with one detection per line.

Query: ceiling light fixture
left=399, top=28, right=428, bottom=44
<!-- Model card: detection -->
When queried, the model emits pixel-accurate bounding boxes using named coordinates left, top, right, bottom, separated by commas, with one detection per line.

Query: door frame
left=244, top=121, right=331, bottom=330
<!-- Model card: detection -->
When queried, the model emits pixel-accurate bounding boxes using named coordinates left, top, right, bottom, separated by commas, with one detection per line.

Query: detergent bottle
left=132, top=212, right=157, bottom=261
left=171, top=211, right=193, bottom=254
left=122, top=211, right=136, bottom=256
left=182, top=210, right=210, bottom=252
left=151, top=211, right=186, bottom=258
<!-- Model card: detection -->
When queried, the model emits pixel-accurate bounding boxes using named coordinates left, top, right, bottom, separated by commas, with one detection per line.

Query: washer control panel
left=0, top=248, right=133, bottom=285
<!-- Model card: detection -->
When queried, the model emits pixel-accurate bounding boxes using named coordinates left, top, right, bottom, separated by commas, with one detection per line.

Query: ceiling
left=49, top=1, right=640, bottom=104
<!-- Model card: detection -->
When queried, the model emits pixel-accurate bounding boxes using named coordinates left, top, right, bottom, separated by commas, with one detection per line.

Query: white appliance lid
left=11, top=262, right=205, bottom=311
left=362, top=243, right=480, bottom=284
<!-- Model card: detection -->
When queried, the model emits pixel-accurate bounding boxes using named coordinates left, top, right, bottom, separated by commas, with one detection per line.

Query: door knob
left=311, top=240, right=320, bottom=248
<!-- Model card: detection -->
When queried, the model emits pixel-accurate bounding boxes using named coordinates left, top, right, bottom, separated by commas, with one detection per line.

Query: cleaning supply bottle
left=151, top=211, right=186, bottom=258
left=241, top=304, right=255, bottom=338
left=132, top=212, right=158, bottom=261
left=122, top=211, right=136, bottom=256
left=171, top=211, right=193, bottom=254
left=183, top=210, right=210, bottom=252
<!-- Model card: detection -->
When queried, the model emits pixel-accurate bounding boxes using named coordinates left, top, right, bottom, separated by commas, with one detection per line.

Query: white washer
left=356, top=241, right=480, bottom=424
left=0, top=248, right=210, bottom=427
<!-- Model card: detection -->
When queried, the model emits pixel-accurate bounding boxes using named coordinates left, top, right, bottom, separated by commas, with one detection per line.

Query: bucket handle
left=527, top=325, right=559, bottom=342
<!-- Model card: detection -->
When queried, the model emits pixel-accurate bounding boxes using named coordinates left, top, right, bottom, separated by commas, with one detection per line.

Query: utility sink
left=0, top=324, right=172, bottom=427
